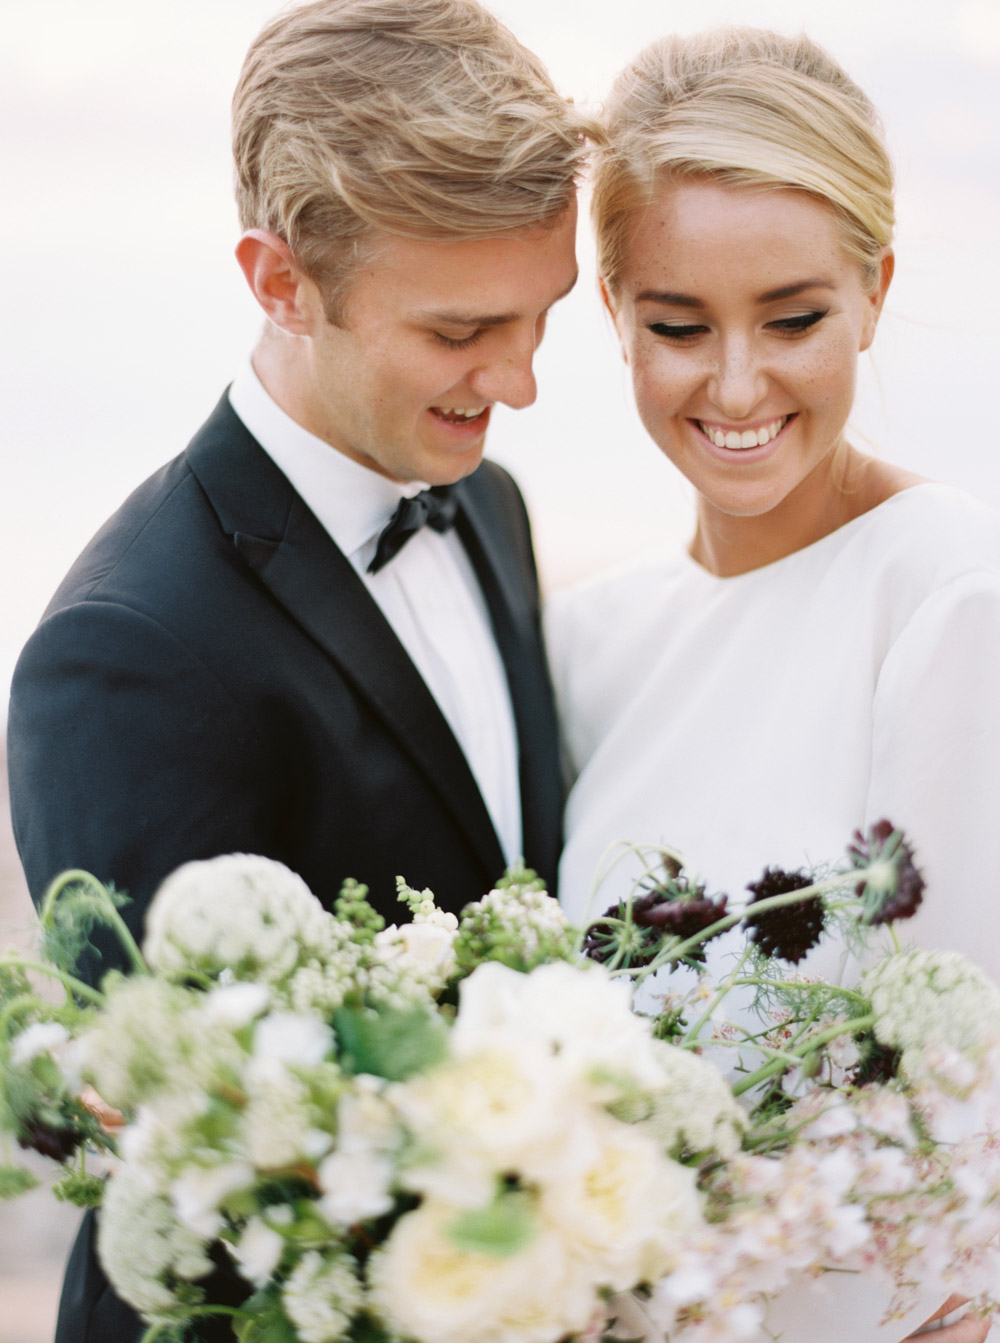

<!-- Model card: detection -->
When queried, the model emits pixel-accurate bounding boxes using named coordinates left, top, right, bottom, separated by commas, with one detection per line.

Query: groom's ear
left=599, top=278, right=628, bottom=365
left=235, top=230, right=316, bottom=336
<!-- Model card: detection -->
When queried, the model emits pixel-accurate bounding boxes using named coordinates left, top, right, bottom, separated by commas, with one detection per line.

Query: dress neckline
left=681, top=482, right=947, bottom=584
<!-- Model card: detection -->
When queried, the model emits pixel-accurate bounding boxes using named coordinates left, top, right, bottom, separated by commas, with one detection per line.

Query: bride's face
left=607, top=178, right=890, bottom=533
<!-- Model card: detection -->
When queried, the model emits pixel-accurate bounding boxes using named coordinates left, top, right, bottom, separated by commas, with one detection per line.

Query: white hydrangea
left=863, top=949, right=1000, bottom=1076
left=281, top=1249, right=363, bottom=1343
left=240, top=1050, right=333, bottom=1170
left=78, top=977, right=210, bottom=1109
left=98, top=1164, right=213, bottom=1324
left=644, top=1043, right=746, bottom=1158
left=143, top=853, right=334, bottom=984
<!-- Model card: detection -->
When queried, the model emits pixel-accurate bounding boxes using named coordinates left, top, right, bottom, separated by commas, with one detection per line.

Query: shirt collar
left=228, top=359, right=427, bottom=559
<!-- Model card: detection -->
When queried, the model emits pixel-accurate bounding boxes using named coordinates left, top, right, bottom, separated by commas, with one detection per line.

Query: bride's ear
left=599, top=278, right=629, bottom=366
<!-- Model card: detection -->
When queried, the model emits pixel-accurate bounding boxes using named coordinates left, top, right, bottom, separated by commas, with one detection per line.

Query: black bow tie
left=367, top=485, right=459, bottom=574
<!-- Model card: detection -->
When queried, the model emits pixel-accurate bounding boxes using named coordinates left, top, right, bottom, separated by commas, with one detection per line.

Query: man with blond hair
left=8, top=1, right=587, bottom=1338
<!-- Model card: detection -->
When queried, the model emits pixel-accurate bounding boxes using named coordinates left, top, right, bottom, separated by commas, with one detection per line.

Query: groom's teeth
left=434, top=407, right=485, bottom=419
left=700, top=417, right=788, bottom=449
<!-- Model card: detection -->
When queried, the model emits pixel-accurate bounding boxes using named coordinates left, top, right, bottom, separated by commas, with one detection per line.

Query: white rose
left=370, top=1201, right=596, bottom=1343
left=375, top=921, right=456, bottom=981
left=540, top=1115, right=702, bottom=1289
left=392, top=1040, right=574, bottom=1204
left=454, top=962, right=665, bottom=1093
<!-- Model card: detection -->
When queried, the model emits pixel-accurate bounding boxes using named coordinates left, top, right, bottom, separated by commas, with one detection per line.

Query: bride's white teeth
left=699, top=417, right=789, bottom=450
left=434, top=406, right=485, bottom=419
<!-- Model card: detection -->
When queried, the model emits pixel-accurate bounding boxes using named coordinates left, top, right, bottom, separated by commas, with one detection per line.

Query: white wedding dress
left=547, top=483, right=1000, bottom=1341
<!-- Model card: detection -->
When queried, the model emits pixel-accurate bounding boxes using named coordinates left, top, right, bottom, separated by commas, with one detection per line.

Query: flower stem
left=681, top=946, right=754, bottom=1046
left=731, top=1012, right=876, bottom=1096
left=138, top=1305, right=243, bottom=1343
left=0, top=956, right=105, bottom=1005
left=39, top=870, right=148, bottom=976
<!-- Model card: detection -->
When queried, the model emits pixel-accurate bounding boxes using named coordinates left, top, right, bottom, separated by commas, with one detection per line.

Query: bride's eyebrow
left=635, top=290, right=703, bottom=307
left=756, top=279, right=836, bottom=302
left=636, top=279, right=837, bottom=307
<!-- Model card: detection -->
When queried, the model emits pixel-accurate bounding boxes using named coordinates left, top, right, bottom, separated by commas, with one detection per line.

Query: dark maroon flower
left=848, top=1030, right=902, bottom=1087
left=633, top=888, right=729, bottom=941
left=18, top=1117, right=81, bottom=1163
left=848, top=819, right=925, bottom=924
left=582, top=875, right=728, bottom=969
left=582, top=903, right=659, bottom=968
left=743, top=866, right=825, bottom=963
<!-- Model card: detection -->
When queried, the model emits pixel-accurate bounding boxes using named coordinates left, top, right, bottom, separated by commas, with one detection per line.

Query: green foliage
left=0, top=1164, right=40, bottom=1198
left=334, top=881, right=385, bottom=944
left=347, top=1312, right=394, bottom=1343
left=53, top=1168, right=106, bottom=1207
left=237, top=1289, right=298, bottom=1343
left=333, top=1003, right=448, bottom=1081
left=446, top=1187, right=537, bottom=1258
left=39, top=875, right=133, bottom=979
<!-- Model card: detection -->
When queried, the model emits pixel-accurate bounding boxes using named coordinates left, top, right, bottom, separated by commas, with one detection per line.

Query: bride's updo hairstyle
left=592, top=29, right=894, bottom=297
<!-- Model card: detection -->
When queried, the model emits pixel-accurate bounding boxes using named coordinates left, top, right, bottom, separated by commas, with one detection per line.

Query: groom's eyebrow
left=416, top=272, right=579, bottom=327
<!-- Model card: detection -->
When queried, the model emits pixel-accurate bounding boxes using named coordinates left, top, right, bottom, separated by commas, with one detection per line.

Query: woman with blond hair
left=549, top=28, right=1000, bottom=1343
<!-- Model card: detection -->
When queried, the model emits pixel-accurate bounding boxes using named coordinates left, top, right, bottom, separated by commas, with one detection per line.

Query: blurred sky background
left=3, top=0, right=1000, bottom=710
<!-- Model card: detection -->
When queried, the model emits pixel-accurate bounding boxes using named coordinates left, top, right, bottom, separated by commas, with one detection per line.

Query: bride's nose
left=706, top=336, right=769, bottom=420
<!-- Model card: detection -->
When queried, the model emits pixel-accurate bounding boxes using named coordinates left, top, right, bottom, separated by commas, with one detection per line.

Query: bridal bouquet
left=2, top=824, right=999, bottom=1343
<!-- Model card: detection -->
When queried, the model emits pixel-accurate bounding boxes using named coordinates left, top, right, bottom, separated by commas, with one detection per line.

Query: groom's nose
left=469, top=326, right=540, bottom=410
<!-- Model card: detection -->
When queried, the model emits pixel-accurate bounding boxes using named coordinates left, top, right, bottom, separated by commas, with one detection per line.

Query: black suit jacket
left=7, top=393, right=563, bottom=1342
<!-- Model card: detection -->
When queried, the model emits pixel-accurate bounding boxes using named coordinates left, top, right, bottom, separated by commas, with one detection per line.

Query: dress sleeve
left=866, top=570, right=1000, bottom=980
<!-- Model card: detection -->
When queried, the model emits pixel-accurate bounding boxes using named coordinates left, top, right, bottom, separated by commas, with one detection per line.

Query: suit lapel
left=186, top=397, right=506, bottom=882
left=454, top=472, right=563, bottom=891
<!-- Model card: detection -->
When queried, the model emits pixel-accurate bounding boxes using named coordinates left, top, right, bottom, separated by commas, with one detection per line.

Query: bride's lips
left=693, top=414, right=795, bottom=462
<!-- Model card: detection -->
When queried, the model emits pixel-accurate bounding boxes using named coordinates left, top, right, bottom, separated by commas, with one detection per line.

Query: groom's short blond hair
left=233, top=0, right=591, bottom=320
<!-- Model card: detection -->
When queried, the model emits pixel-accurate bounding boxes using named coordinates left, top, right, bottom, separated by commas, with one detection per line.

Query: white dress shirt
left=228, top=362, right=522, bottom=866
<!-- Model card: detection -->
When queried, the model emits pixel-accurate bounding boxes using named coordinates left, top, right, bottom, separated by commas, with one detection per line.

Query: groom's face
left=297, top=204, right=577, bottom=485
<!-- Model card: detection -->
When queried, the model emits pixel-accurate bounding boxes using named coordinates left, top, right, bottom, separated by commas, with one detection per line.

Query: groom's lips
left=428, top=405, right=492, bottom=436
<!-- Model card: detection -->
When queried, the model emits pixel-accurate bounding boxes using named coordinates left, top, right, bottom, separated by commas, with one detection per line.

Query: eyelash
left=648, top=310, right=829, bottom=342
left=433, top=330, right=486, bottom=351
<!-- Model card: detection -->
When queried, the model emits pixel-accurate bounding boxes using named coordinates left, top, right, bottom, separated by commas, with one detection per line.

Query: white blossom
left=10, top=1020, right=70, bottom=1066
left=229, top=1216, right=286, bottom=1287
left=144, top=853, right=336, bottom=986
left=282, top=1249, right=363, bottom=1343
left=170, top=1160, right=254, bottom=1238
left=98, top=1164, right=213, bottom=1324
left=863, top=949, right=1000, bottom=1075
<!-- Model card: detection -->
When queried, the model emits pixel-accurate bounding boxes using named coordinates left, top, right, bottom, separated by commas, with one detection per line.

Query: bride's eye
left=768, top=310, right=828, bottom=335
left=647, top=322, right=709, bottom=342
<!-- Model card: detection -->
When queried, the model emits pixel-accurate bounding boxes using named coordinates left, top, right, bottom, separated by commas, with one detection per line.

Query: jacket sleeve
left=8, top=598, right=273, bottom=986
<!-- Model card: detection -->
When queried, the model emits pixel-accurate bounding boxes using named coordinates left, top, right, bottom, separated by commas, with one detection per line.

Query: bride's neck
left=689, top=447, right=923, bottom=578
